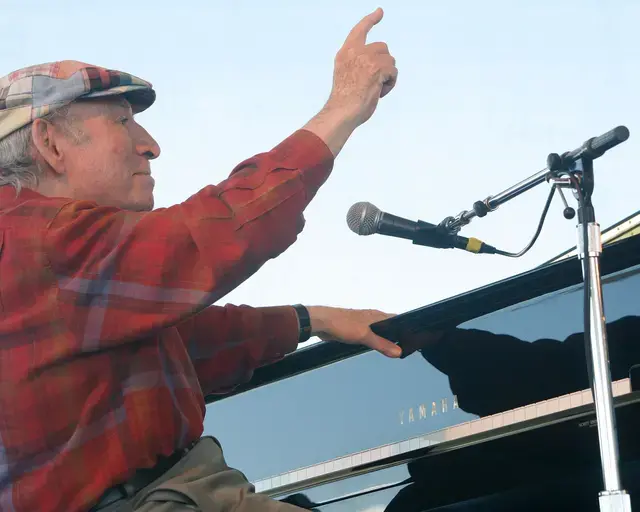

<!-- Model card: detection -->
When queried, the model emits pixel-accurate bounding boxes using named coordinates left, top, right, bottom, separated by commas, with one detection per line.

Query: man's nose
left=136, top=127, right=161, bottom=160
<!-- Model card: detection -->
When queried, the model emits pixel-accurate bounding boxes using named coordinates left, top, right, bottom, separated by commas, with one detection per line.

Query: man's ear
left=31, top=118, right=67, bottom=176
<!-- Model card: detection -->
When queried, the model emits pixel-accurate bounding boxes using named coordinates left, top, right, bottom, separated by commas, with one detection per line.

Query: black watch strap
left=293, top=304, right=312, bottom=343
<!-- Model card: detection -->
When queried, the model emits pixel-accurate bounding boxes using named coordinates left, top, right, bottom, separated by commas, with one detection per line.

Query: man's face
left=47, top=97, right=161, bottom=211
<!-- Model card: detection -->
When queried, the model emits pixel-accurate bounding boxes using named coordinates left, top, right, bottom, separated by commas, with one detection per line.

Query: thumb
left=363, top=331, right=402, bottom=358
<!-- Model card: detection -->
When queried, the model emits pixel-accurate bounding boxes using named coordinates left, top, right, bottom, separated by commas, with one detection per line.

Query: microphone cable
left=490, top=184, right=557, bottom=258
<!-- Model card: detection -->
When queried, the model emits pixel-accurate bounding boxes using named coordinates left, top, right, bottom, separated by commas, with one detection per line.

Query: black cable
left=493, top=185, right=556, bottom=258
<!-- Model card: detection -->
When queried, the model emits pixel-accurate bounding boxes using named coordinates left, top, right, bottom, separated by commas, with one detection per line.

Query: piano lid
left=204, top=233, right=640, bottom=484
left=370, top=232, right=640, bottom=353
left=205, top=232, right=640, bottom=405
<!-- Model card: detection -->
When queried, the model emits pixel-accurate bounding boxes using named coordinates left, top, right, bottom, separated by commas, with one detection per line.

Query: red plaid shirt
left=0, top=130, right=333, bottom=512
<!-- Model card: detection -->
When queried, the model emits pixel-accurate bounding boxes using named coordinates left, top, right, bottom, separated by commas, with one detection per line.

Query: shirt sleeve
left=177, top=304, right=299, bottom=396
left=43, top=129, right=333, bottom=348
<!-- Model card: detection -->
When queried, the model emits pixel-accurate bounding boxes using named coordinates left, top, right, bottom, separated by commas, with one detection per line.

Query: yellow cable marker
left=465, top=237, right=483, bottom=253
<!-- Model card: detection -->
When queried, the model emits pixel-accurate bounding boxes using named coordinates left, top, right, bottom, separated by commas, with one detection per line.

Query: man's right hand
left=330, top=8, right=398, bottom=125
left=303, top=8, right=398, bottom=156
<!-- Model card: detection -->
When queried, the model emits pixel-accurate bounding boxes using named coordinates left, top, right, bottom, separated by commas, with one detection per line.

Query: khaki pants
left=103, top=437, right=306, bottom=511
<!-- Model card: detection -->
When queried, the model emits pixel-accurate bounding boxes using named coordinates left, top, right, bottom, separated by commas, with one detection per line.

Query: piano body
left=203, top=213, right=640, bottom=511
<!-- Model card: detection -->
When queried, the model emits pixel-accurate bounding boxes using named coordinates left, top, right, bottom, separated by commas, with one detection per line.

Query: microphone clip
left=413, top=221, right=460, bottom=249
left=414, top=220, right=496, bottom=254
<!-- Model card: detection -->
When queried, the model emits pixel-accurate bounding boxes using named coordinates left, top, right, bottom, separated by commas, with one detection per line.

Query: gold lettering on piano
left=398, top=394, right=458, bottom=425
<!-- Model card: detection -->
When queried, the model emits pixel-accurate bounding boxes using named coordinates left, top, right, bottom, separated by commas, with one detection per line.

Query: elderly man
left=0, top=9, right=399, bottom=512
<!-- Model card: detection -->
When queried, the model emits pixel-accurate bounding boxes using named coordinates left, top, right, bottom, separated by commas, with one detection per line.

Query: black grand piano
left=202, top=213, right=640, bottom=511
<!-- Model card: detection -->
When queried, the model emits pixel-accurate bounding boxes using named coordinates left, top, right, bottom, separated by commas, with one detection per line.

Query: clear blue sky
left=2, top=0, right=638, bottom=314
left=3, top=0, right=640, bottom=484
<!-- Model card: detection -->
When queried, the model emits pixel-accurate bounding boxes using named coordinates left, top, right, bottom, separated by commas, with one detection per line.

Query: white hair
left=0, top=105, right=82, bottom=193
left=0, top=124, right=40, bottom=193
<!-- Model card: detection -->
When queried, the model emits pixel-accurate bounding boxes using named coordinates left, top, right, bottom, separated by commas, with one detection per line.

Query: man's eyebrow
left=106, top=97, right=132, bottom=112
left=118, top=100, right=133, bottom=112
left=110, top=101, right=134, bottom=118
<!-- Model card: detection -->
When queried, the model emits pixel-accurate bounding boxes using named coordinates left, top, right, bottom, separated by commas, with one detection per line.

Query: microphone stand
left=438, top=126, right=631, bottom=511
left=570, top=155, right=631, bottom=512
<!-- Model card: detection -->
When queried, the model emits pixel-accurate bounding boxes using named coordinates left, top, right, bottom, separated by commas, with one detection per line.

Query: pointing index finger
left=343, top=7, right=384, bottom=47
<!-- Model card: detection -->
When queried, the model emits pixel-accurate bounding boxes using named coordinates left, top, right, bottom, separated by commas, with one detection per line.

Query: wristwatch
left=293, top=304, right=312, bottom=343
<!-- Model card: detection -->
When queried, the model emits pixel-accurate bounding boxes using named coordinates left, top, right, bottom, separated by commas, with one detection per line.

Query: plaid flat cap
left=0, top=60, right=155, bottom=140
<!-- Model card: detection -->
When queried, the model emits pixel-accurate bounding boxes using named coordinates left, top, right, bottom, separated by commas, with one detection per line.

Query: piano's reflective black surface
left=203, top=233, right=640, bottom=511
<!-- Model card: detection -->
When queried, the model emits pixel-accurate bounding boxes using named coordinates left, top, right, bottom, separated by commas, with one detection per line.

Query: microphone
left=346, top=202, right=497, bottom=254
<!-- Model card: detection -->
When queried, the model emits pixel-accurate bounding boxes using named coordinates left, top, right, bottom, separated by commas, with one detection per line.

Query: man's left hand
left=307, top=306, right=401, bottom=358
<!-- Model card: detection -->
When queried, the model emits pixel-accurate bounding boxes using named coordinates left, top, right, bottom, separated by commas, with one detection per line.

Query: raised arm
left=44, top=130, right=332, bottom=347
left=42, top=8, right=398, bottom=352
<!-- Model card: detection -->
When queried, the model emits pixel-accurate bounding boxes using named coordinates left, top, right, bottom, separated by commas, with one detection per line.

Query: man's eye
left=117, top=117, right=130, bottom=124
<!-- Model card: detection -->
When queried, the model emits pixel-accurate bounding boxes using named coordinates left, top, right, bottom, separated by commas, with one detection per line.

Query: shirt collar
left=0, top=185, right=47, bottom=205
